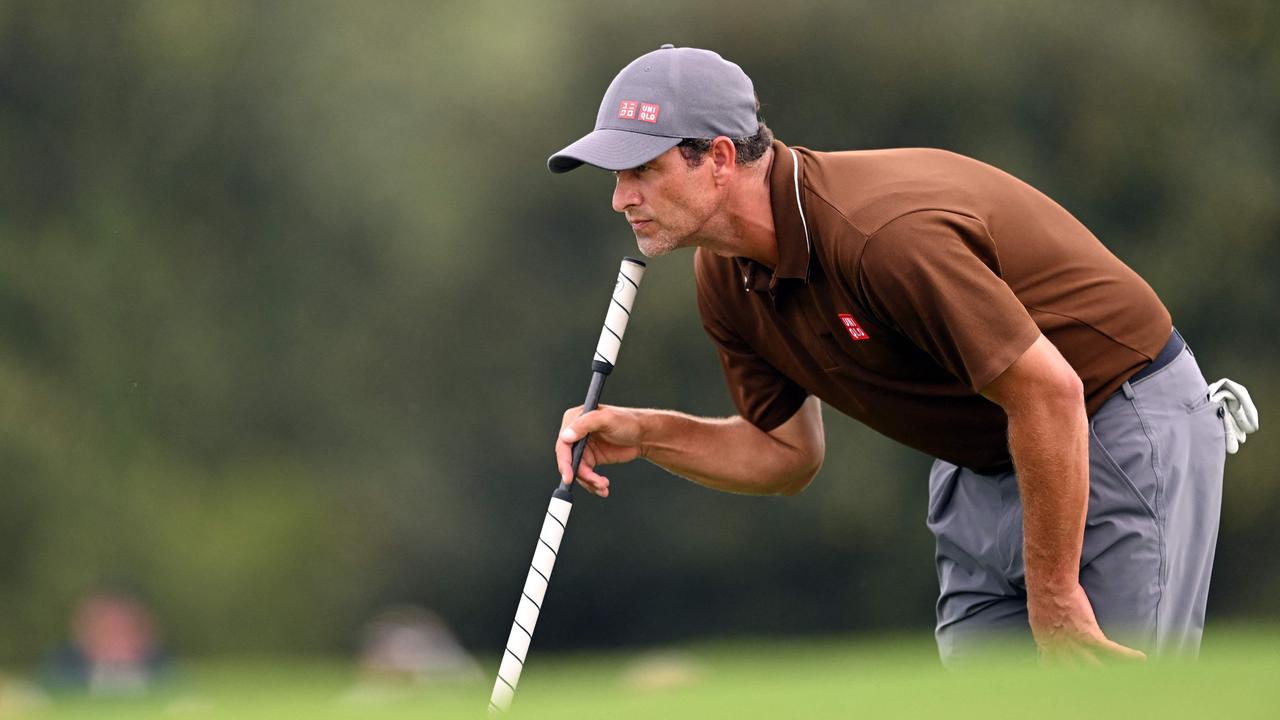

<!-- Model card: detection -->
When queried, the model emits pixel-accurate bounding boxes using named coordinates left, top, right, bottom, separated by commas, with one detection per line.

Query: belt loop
left=1121, top=381, right=1136, bottom=400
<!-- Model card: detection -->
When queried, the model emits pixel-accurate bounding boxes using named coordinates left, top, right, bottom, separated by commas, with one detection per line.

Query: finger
left=571, top=447, right=610, bottom=495
left=576, top=463, right=611, bottom=493
left=1095, top=638, right=1147, bottom=663
left=1047, top=644, right=1101, bottom=669
left=1226, top=380, right=1258, bottom=430
left=560, top=407, right=612, bottom=443
left=560, top=434, right=611, bottom=492
left=577, top=476, right=609, bottom=498
left=556, top=406, right=589, bottom=483
left=575, top=474, right=608, bottom=497
left=1074, top=647, right=1103, bottom=668
left=556, top=435, right=597, bottom=486
left=572, top=460, right=602, bottom=493
left=1039, top=646, right=1080, bottom=669
left=555, top=432, right=574, bottom=484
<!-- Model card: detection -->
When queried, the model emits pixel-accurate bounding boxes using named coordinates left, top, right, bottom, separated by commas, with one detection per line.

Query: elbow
left=1063, top=368, right=1085, bottom=401
left=776, top=450, right=824, bottom=497
left=1010, top=370, right=1085, bottom=429
left=1048, top=370, right=1086, bottom=416
left=778, top=470, right=817, bottom=496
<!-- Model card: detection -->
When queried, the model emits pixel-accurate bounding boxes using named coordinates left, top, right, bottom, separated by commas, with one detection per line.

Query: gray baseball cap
left=548, top=44, right=758, bottom=173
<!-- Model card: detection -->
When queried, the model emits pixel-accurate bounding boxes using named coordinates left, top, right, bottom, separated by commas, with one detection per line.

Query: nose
left=612, top=175, right=640, bottom=214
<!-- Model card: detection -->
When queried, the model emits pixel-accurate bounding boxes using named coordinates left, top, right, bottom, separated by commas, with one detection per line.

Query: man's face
left=611, top=146, right=720, bottom=258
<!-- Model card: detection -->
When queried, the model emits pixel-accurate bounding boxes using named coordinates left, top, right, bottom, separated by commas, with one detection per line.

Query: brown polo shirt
left=695, top=141, right=1171, bottom=473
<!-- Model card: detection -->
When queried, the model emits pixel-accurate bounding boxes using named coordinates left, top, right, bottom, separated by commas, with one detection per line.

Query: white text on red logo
left=638, top=103, right=660, bottom=123
left=617, top=101, right=638, bottom=119
left=838, top=313, right=870, bottom=341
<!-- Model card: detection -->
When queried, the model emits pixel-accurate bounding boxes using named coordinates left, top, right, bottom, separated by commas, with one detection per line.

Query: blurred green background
left=0, top=0, right=1277, bottom=677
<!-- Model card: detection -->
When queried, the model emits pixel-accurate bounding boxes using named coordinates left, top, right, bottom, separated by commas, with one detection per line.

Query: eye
left=615, top=165, right=650, bottom=180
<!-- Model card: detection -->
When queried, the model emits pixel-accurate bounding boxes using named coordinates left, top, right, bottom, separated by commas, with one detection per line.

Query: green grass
left=8, top=627, right=1279, bottom=719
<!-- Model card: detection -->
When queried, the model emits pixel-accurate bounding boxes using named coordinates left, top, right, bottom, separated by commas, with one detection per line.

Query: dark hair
left=677, top=119, right=774, bottom=168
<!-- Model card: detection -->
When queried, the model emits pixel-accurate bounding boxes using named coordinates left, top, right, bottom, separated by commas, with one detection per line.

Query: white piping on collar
left=788, top=148, right=812, bottom=266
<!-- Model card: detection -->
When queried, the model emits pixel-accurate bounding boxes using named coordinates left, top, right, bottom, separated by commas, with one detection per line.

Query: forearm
left=636, top=407, right=820, bottom=496
left=1008, top=390, right=1090, bottom=594
left=981, top=335, right=1142, bottom=660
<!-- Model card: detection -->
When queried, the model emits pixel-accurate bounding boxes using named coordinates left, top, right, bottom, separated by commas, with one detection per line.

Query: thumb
left=560, top=409, right=606, bottom=442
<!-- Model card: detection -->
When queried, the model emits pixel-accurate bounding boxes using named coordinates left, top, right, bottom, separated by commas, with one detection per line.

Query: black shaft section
left=562, top=370, right=608, bottom=493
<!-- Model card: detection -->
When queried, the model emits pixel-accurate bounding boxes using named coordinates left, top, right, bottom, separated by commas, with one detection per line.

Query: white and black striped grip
left=488, top=495, right=571, bottom=714
left=593, top=258, right=646, bottom=368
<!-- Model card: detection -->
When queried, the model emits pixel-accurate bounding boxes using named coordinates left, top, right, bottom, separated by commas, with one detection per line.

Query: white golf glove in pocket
left=1208, top=378, right=1259, bottom=454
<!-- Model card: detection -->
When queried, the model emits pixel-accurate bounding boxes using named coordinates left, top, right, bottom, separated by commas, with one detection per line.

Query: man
left=546, top=45, right=1256, bottom=665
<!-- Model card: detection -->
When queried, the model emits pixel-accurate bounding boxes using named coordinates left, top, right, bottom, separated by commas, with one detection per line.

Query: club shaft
left=488, top=489, right=571, bottom=714
left=489, top=257, right=646, bottom=714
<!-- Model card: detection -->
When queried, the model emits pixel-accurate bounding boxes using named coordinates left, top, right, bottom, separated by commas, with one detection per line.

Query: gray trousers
left=928, top=346, right=1226, bottom=665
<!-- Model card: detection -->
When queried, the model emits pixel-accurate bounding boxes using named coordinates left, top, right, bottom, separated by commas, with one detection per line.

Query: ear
left=708, top=136, right=737, bottom=187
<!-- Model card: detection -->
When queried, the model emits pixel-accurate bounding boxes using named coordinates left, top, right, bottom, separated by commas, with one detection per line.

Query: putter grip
left=592, top=257, right=646, bottom=369
left=489, top=493, right=572, bottom=714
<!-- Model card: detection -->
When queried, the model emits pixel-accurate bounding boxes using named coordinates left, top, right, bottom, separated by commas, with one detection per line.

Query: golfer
left=548, top=45, right=1257, bottom=665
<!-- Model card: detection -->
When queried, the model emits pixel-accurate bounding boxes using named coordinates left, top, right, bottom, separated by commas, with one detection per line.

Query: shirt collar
left=734, top=140, right=812, bottom=296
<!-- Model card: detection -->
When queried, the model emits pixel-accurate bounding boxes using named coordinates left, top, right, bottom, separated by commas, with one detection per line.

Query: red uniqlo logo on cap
left=638, top=102, right=660, bottom=123
left=617, top=101, right=638, bottom=119
left=838, top=313, right=870, bottom=341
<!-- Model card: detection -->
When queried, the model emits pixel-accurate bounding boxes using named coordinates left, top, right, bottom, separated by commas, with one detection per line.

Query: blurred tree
left=0, top=0, right=1275, bottom=662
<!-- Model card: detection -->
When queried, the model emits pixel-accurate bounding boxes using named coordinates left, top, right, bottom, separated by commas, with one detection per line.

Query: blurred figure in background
left=356, top=605, right=480, bottom=684
left=46, top=589, right=170, bottom=695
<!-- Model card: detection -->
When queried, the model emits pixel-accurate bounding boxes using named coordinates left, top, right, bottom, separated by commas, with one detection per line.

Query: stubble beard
left=632, top=191, right=716, bottom=258
left=634, top=227, right=681, bottom=258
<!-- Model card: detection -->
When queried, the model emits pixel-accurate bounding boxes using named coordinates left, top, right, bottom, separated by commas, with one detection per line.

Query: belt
left=1130, top=327, right=1186, bottom=384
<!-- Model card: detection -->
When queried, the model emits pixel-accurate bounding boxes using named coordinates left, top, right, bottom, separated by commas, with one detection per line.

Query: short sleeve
left=856, top=210, right=1040, bottom=392
left=694, top=251, right=809, bottom=431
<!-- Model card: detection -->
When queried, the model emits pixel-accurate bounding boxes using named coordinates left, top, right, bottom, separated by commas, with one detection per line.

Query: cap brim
left=547, top=129, right=681, bottom=173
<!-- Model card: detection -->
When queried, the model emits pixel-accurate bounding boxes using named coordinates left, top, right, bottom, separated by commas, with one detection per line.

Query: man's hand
left=556, top=404, right=645, bottom=498
left=553, top=397, right=824, bottom=498
left=1029, top=583, right=1147, bottom=666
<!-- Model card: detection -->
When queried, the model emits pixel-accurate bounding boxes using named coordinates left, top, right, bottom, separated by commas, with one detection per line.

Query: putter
left=488, top=256, right=647, bottom=714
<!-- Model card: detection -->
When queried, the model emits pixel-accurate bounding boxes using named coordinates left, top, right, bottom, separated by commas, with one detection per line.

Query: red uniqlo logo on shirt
left=618, top=101, right=638, bottom=119
left=638, top=102, right=660, bottom=123
left=838, top=313, right=870, bottom=341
